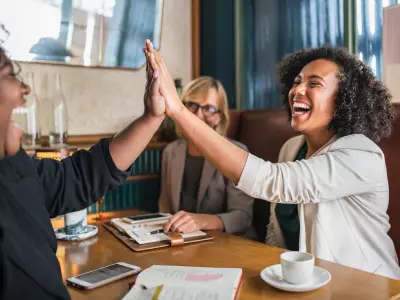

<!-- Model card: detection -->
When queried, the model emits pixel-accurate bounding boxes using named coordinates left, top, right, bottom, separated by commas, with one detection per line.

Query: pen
left=146, top=229, right=164, bottom=235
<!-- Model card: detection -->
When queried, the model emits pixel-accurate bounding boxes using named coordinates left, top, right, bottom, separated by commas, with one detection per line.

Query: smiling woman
left=278, top=47, right=395, bottom=144
left=271, top=47, right=395, bottom=253
left=0, top=47, right=30, bottom=158
left=286, top=59, right=339, bottom=152
left=158, top=76, right=256, bottom=240
left=144, top=41, right=400, bottom=279
left=0, top=33, right=170, bottom=298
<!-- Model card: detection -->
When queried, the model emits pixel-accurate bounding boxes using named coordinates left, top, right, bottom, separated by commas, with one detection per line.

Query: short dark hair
left=277, top=46, right=395, bottom=142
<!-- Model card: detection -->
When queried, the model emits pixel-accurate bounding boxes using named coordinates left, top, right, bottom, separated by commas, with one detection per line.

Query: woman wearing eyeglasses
left=158, top=77, right=256, bottom=239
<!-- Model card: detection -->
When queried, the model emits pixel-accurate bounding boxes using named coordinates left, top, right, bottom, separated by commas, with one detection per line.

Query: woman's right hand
left=163, top=211, right=204, bottom=234
left=143, top=39, right=185, bottom=119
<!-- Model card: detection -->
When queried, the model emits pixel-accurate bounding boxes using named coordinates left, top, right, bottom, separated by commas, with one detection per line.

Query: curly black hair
left=277, top=45, right=395, bottom=142
left=0, top=23, right=22, bottom=81
left=0, top=22, right=9, bottom=70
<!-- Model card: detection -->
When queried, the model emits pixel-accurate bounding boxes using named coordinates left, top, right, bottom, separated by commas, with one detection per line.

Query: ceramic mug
left=64, top=209, right=87, bottom=235
left=280, top=251, right=315, bottom=284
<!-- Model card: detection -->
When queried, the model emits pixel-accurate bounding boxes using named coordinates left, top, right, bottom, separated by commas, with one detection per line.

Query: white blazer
left=237, top=134, right=400, bottom=279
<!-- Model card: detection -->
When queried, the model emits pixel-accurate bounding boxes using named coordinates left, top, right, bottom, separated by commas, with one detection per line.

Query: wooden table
left=52, top=210, right=400, bottom=300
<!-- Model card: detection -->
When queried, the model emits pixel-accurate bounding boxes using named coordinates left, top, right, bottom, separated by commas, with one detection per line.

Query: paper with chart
left=122, top=265, right=243, bottom=300
left=110, top=218, right=207, bottom=244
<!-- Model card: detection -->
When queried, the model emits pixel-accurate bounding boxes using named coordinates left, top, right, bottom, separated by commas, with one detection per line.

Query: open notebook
left=110, top=217, right=207, bottom=244
left=122, top=265, right=243, bottom=300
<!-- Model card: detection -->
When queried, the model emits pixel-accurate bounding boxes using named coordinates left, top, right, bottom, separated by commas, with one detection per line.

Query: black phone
left=127, top=213, right=166, bottom=221
left=121, top=213, right=171, bottom=224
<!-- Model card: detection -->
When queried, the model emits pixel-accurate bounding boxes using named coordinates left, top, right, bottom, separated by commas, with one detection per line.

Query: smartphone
left=67, top=262, right=141, bottom=290
left=122, top=213, right=171, bottom=224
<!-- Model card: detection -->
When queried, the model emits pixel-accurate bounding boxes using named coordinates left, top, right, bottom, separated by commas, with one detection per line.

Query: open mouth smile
left=292, top=101, right=311, bottom=116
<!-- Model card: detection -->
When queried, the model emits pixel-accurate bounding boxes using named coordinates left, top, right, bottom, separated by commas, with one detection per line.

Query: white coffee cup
left=64, top=209, right=87, bottom=235
left=280, top=251, right=315, bottom=285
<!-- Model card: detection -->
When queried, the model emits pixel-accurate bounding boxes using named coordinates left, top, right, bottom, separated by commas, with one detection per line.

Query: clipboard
left=103, top=221, right=214, bottom=252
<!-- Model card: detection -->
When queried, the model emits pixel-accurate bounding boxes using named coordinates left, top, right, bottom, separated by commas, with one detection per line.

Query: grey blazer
left=158, top=138, right=256, bottom=239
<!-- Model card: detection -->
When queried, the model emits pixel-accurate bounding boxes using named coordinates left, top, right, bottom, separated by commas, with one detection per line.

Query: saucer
left=260, top=264, right=331, bottom=292
left=55, top=225, right=98, bottom=241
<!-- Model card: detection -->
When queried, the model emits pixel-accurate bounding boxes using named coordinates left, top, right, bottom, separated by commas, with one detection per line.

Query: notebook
left=122, top=265, right=243, bottom=300
left=104, top=215, right=214, bottom=251
left=110, top=217, right=207, bottom=245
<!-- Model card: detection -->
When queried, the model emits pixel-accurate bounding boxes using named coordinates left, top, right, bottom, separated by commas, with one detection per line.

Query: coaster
left=55, top=225, right=98, bottom=241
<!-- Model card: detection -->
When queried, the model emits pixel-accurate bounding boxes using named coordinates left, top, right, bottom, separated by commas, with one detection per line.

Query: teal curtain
left=88, top=148, right=163, bottom=213
left=240, top=0, right=344, bottom=109
left=200, top=0, right=236, bottom=108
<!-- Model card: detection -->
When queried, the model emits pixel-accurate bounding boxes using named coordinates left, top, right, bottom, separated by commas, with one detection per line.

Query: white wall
left=19, top=0, right=192, bottom=135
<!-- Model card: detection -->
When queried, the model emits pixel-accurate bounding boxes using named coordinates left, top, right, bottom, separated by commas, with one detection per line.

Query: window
left=356, top=0, right=400, bottom=78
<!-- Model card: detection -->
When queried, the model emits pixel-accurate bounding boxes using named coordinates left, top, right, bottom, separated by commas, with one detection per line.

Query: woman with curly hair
left=268, top=46, right=396, bottom=252
left=144, top=41, right=400, bottom=279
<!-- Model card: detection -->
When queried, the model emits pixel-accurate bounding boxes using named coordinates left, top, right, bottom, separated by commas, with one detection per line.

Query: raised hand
left=143, top=39, right=185, bottom=118
left=143, top=54, right=165, bottom=118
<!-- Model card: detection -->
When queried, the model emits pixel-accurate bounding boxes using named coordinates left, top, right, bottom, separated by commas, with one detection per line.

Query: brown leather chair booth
left=227, top=104, right=400, bottom=255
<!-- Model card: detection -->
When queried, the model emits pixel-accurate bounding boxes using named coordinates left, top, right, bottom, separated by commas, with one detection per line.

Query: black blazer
left=0, top=139, right=129, bottom=300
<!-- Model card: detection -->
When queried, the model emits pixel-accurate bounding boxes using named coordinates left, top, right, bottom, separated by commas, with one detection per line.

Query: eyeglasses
left=183, top=101, right=220, bottom=117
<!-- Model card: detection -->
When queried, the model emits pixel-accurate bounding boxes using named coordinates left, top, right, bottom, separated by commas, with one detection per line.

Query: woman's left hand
left=163, top=211, right=205, bottom=233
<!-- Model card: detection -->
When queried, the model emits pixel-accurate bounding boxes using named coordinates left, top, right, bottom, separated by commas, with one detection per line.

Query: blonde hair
left=177, top=76, right=230, bottom=136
